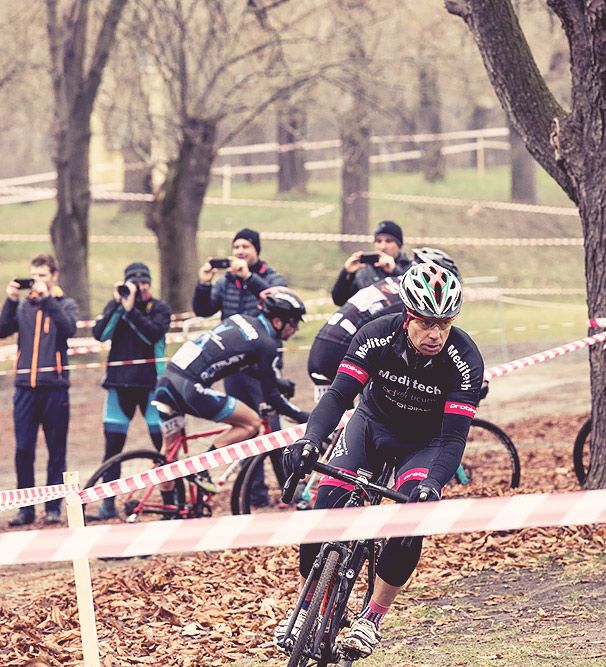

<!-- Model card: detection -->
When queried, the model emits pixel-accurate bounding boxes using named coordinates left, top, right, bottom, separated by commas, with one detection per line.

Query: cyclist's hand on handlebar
left=276, top=377, right=296, bottom=399
left=409, top=478, right=442, bottom=503
left=282, top=438, right=320, bottom=476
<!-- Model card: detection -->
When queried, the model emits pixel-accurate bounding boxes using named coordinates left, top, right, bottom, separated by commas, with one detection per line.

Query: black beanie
left=232, top=228, right=261, bottom=254
left=374, top=220, right=403, bottom=247
left=124, top=262, right=151, bottom=283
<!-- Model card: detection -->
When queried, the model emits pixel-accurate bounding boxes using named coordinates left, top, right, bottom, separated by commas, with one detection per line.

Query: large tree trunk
left=509, top=122, right=537, bottom=203
left=46, top=0, right=129, bottom=319
left=277, top=104, right=307, bottom=194
left=146, top=118, right=217, bottom=313
left=418, top=65, right=445, bottom=182
left=50, top=104, right=92, bottom=318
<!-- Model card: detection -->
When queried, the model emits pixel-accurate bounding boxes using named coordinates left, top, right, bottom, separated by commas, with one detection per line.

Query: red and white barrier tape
left=1, top=489, right=604, bottom=565
left=483, top=331, right=606, bottom=380
left=0, top=483, right=81, bottom=512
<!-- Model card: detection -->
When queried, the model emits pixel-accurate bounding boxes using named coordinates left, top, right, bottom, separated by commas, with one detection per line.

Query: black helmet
left=413, top=247, right=461, bottom=280
left=258, top=286, right=306, bottom=323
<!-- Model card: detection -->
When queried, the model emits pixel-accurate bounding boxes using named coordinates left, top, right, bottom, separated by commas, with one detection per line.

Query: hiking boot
left=9, top=510, right=35, bottom=527
left=193, top=470, right=220, bottom=495
left=274, top=609, right=307, bottom=652
left=341, top=618, right=381, bottom=658
left=86, top=498, right=117, bottom=521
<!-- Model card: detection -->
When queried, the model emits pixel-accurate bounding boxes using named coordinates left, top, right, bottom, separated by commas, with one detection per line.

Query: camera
left=359, top=252, right=380, bottom=265
left=15, top=278, right=34, bottom=290
left=117, top=283, right=141, bottom=299
left=209, top=258, right=231, bottom=269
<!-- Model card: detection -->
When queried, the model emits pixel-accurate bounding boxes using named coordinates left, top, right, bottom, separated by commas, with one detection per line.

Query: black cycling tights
left=299, top=481, right=424, bottom=588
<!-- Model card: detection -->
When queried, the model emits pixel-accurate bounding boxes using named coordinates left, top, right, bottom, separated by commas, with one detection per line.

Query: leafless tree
left=46, top=0, right=130, bottom=317
left=445, top=0, right=606, bottom=488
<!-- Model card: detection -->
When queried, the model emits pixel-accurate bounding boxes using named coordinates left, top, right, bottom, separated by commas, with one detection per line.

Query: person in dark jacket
left=331, top=220, right=414, bottom=306
left=0, top=253, right=79, bottom=526
left=89, top=262, right=172, bottom=520
left=192, top=228, right=289, bottom=507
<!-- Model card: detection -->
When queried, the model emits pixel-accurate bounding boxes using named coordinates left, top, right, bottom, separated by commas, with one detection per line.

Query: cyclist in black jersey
left=277, top=263, right=484, bottom=658
left=155, top=287, right=309, bottom=454
left=308, top=247, right=461, bottom=388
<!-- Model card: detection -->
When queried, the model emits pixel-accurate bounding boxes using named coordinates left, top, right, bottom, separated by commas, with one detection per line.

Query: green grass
left=0, top=166, right=587, bottom=344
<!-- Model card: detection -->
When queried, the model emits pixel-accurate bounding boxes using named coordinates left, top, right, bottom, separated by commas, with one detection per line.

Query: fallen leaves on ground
left=1, top=413, right=604, bottom=666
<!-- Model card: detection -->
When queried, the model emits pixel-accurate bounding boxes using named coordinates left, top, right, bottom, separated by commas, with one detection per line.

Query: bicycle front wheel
left=573, top=417, right=591, bottom=484
left=84, top=449, right=186, bottom=522
left=288, top=549, right=341, bottom=667
left=238, top=450, right=287, bottom=514
left=458, top=418, right=521, bottom=494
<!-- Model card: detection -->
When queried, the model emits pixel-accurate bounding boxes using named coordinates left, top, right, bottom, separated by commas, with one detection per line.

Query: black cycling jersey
left=304, top=312, right=484, bottom=488
left=163, top=313, right=305, bottom=422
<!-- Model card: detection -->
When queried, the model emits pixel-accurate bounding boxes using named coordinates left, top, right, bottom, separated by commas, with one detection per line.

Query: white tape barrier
left=1, top=489, right=605, bottom=565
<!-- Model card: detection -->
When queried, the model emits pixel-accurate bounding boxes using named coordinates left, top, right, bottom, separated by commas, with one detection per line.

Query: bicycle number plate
left=161, top=415, right=185, bottom=436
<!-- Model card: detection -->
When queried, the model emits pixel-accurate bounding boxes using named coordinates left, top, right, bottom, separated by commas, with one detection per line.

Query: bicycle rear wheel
left=457, top=418, right=521, bottom=494
left=288, top=549, right=341, bottom=667
left=84, top=449, right=186, bottom=522
left=573, top=417, right=591, bottom=484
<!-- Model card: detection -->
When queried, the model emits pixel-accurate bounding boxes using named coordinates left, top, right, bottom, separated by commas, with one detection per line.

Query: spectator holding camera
left=331, top=220, right=413, bottom=306
left=0, top=253, right=79, bottom=526
left=89, top=262, right=172, bottom=520
left=193, top=228, right=290, bottom=507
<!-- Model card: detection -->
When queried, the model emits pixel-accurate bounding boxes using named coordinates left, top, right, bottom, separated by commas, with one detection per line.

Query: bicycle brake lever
left=282, top=472, right=302, bottom=504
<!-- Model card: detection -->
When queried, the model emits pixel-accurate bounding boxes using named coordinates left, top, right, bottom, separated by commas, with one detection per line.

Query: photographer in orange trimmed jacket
left=0, top=253, right=79, bottom=526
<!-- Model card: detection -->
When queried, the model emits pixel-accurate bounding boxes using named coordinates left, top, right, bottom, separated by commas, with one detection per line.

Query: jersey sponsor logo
left=353, top=333, right=393, bottom=359
left=200, top=353, right=246, bottom=381
left=231, top=314, right=259, bottom=341
left=377, top=368, right=442, bottom=395
left=337, top=362, right=369, bottom=384
left=445, top=401, right=477, bottom=417
left=447, top=344, right=472, bottom=390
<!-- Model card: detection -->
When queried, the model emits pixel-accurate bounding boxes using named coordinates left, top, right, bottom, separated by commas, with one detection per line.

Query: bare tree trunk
left=146, top=118, right=217, bottom=313
left=418, top=65, right=445, bottom=182
left=277, top=104, right=307, bottom=193
left=120, top=145, right=152, bottom=213
left=509, top=122, right=536, bottom=203
left=46, top=0, right=129, bottom=319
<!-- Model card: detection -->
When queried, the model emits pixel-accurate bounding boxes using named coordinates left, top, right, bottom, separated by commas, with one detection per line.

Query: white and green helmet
left=399, top=262, right=463, bottom=321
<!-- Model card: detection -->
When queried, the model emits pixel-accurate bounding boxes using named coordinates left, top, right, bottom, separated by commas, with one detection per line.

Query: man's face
left=407, top=318, right=452, bottom=356
left=232, top=239, right=258, bottom=266
left=30, top=264, right=57, bottom=291
left=273, top=317, right=300, bottom=341
left=374, top=235, right=400, bottom=259
left=135, top=281, right=151, bottom=300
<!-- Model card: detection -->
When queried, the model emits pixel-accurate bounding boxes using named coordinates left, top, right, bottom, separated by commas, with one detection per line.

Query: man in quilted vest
left=192, top=228, right=288, bottom=507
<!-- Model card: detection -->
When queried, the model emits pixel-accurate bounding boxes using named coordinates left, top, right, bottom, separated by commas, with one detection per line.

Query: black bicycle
left=277, top=459, right=408, bottom=667
left=573, top=417, right=591, bottom=484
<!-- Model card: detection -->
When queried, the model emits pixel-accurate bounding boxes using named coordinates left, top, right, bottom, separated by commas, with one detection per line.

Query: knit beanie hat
left=232, top=228, right=261, bottom=254
left=124, top=262, right=151, bottom=283
left=374, top=220, right=403, bottom=247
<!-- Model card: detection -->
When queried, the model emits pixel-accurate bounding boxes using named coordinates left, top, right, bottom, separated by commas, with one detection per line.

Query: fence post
left=64, top=471, right=101, bottom=667
left=222, top=164, right=232, bottom=203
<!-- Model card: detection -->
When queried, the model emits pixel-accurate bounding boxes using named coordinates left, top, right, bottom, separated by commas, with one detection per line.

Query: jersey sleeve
left=426, top=343, right=485, bottom=488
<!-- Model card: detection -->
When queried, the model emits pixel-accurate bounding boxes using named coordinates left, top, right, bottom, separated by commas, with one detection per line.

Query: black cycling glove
left=282, top=438, right=320, bottom=476
left=409, top=477, right=442, bottom=503
left=276, top=377, right=296, bottom=399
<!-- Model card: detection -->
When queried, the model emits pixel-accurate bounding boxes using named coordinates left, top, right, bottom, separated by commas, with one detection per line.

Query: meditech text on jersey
left=378, top=369, right=442, bottom=395
left=447, top=344, right=472, bottom=390
left=354, top=334, right=393, bottom=359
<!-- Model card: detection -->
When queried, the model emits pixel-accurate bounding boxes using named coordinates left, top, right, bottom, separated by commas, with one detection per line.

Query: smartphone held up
left=209, top=258, right=231, bottom=270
